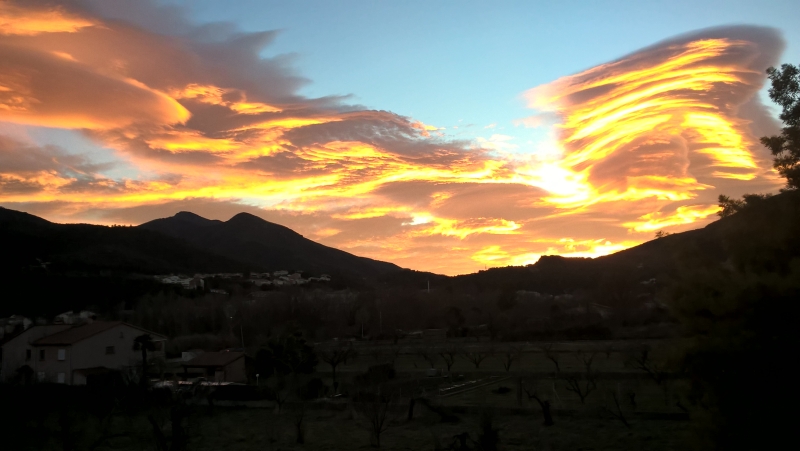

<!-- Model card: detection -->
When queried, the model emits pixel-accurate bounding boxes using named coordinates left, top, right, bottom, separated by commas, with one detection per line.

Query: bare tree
left=564, top=374, right=597, bottom=405
left=293, top=403, right=307, bottom=444
left=575, top=350, right=596, bottom=372
left=539, top=343, right=560, bottom=375
left=416, top=346, right=439, bottom=369
left=501, top=346, right=523, bottom=372
left=523, top=382, right=554, bottom=426
left=602, top=391, right=630, bottom=429
left=626, top=348, right=664, bottom=385
left=268, top=376, right=291, bottom=414
left=564, top=351, right=598, bottom=404
left=438, top=345, right=460, bottom=372
left=463, top=349, right=488, bottom=369
left=355, top=391, right=396, bottom=448
left=319, top=342, right=356, bottom=393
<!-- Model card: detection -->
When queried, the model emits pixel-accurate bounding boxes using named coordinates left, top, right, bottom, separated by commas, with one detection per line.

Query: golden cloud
left=0, top=5, right=786, bottom=275
left=0, top=3, right=95, bottom=36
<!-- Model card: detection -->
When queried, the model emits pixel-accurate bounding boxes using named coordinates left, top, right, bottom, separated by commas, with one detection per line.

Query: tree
left=523, top=383, right=554, bottom=426
left=438, top=345, right=460, bottom=372
left=354, top=390, right=396, bottom=449
left=415, top=346, right=438, bottom=369
left=669, top=188, right=800, bottom=449
left=500, top=346, right=523, bottom=372
left=718, top=193, right=772, bottom=218
left=133, top=334, right=156, bottom=388
left=255, top=331, right=318, bottom=378
left=463, top=349, right=489, bottom=369
left=564, top=351, right=597, bottom=404
left=626, top=348, right=664, bottom=385
left=539, top=343, right=560, bottom=375
left=319, top=342, right=356, bottom=393
left=601, top=391, right=630, bottom=429
left=761, top=63, right=800, bottom=189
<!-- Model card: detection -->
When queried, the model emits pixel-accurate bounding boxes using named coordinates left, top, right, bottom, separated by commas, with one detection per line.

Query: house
left=0, top=324, right=70, bottom=383
left=1, top=321, right=166, bottom=385
left=182, top=351, right=247, bottom=383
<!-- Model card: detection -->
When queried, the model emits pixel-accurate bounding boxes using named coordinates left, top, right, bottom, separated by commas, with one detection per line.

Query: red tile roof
left=33, top=321, right=166, bottom=345
left=183, top=351, right=245, bottom=368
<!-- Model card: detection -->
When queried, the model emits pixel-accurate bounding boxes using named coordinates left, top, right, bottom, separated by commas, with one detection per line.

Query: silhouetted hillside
left=140, top=211, right=402, bottom=282
left=447, top=190, right=798, bottom=296
left=0, top=207, right=248, bottom=274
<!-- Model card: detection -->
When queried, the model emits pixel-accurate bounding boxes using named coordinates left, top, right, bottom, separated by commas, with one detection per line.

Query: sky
left=1, top=0, right=798, bottom=275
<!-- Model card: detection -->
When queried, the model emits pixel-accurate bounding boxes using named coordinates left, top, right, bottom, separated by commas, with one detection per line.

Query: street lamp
left=256, top=373, right=260, bottom=387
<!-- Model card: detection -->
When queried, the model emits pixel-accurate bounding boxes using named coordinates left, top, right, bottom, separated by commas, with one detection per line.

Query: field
left=3, top=339, right=695, bottom=450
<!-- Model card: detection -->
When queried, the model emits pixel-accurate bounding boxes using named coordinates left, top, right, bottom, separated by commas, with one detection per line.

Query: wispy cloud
left=0, top=3, right=787, bottom=274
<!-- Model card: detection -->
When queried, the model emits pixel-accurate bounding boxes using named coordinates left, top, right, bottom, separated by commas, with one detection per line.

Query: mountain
left=139, top=211, right=402, bottom=282
left=446, top=190, right=799, bottom=299
left=0, top=207, right=248, bottom=275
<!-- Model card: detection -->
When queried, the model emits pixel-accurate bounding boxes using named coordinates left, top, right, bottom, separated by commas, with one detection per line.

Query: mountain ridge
left=138, top=211, right=402, bottom=281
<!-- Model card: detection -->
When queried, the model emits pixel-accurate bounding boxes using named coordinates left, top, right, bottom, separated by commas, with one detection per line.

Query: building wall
left=5, top=323, right=166, bottom=385
left=0, top=325, right=70, bottom=383
left=66, top=324, right=166, bottom=384
left=224, top=357, right=247, bottom=383
left=32, top=346, right=73, bottom=384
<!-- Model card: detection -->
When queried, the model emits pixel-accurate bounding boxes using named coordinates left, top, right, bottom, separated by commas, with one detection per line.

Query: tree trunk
left=141, top=348, right=148, bottom=387
left=407, top=398, right=416, bottom=421
left=541, top=400, right=554, bottom=426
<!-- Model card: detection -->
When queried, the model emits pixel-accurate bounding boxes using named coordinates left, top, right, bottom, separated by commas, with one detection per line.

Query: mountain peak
left=228, top=212, right=262, bottom=222
left=171, top=211, right=217, bottom=225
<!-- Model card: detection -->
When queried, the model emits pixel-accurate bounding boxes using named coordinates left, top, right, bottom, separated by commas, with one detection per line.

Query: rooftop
left=33, top=321, right=166, bottom=346
left=183, top=351, right=245, bottom=368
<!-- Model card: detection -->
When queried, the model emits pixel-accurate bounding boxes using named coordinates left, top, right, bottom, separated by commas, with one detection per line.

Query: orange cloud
left=0, top=3, right=95, bottom=36
left=0, top=7, right=786, bottom=275
left=623, top=204, right=721, bottom=232
left=523, top=35, right=780, bottom=208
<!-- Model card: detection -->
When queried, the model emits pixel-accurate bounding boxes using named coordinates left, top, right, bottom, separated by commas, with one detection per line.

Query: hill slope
left=448, top=191, right=799, bottom=298
left=0, top=207, right=248, bottom=274
left=139, top=211, right=402, bottom=281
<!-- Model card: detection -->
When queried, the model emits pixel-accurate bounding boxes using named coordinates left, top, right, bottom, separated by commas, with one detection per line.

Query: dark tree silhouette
left=500, top=346, right=523, bottom=372
left=564, top=351, right=598, bottom=404
left=761, top=63, right=800, bottom=189
left=540, top=343, right=560, bottom=375
left=133, top=334, right=156, bottom=387
left=523, top=383, right=554, bottom=426
left=319, top=342, right=355, bottom=393
left=439, top=345, right=460, bottom=372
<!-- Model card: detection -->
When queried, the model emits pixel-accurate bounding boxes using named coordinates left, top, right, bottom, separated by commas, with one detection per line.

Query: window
left=26, top=349, right=31, bottom=361
left=39, top=349, right=45, bottom=361
left=57, top=349, right=66, bottom=361
left=105, top=346, right=115, bottom=355
left=57, top=373, right=65, bottom=384
left=37, top=372, right=45, bottom=382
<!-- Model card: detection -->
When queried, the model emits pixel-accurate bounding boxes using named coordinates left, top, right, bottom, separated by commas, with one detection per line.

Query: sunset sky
left=1, top=0, right=799, bottom=275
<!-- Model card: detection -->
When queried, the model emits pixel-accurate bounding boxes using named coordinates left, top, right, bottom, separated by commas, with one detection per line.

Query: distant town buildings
left=155, top=271, right=331, bottom=289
